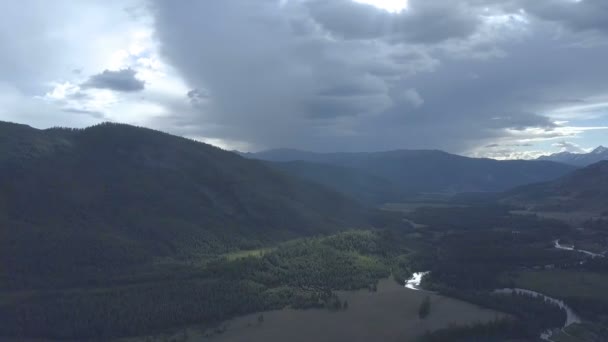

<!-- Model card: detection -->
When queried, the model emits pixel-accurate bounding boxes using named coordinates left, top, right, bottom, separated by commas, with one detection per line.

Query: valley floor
left=121, top=278, right=504, bottom=342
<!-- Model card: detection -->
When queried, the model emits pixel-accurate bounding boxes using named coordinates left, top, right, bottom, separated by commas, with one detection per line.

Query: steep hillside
left=502, top=161, right=608, bottom=212
left=245, top=149, right=577, bottom=196
left=0, top=121, right=374, bottom=289
left=268, top=160, right=405, bottom=205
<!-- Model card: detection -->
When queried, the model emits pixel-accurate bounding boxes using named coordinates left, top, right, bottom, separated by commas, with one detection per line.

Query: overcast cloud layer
left=1, top=0, right=607, bottom=158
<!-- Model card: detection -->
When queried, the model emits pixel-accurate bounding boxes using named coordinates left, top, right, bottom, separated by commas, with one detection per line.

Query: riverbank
left=410, top=270, right=578, bottom=341
left=494, top=288, right=580, bottom=341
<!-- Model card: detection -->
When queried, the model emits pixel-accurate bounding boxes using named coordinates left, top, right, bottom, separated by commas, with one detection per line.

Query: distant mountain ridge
left=537, top=146, right=608, bottom=166
left=243, top=148, right=577, bottom=202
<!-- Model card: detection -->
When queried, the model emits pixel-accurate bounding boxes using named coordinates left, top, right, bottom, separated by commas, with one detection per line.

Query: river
left=493, top=288, right=580, bottom=341
left=554, top=239, right=604, bottom=258
left=404, top=271, right=429, bottom=290
left=402, top=239, right=601, bottom=340
left=404, top=271, right=580, bottom=341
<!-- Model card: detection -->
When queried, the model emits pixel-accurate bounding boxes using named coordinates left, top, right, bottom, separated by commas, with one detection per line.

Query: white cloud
left=552, top=140, right=588, bottom=153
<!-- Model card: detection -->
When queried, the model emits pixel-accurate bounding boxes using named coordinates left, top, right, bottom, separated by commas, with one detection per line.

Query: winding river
left=493, top=288, right=580, bottom=341
left=554, top=239, right=604, bottom=258
left=404, top=272, right=579, bottom=341
left=402, top=239, right=605, bottom=339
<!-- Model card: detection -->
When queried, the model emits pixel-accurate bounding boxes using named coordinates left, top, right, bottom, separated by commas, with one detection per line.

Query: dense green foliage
left=3, top=279, right=268, bottom=339
left=397, top=205, right=593, bottom=340
left=268, top=160, right=405, bottom=205
left=406, top=205, right=569, bottom=233
left=0, top=229, right=412, bottom=339
left=404, top=206, right=575, bottom=290
left=502, top=160, right=608, bottom=211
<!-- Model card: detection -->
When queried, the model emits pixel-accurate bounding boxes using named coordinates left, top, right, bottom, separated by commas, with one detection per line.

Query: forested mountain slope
left=0, top=121, right=374, bottom=288
left=267, top=160, right=406, bottom=205
left=502, top=160, right=608, bottom=212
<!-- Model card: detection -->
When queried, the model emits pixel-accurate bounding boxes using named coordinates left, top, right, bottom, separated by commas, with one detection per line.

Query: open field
left=513, top=270, right=608, bottom=301
left=122, top=278, right=505, bottom=342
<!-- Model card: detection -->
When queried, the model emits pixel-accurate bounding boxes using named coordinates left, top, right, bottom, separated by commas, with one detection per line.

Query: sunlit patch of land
left=222, top=248, right=275, bottom=261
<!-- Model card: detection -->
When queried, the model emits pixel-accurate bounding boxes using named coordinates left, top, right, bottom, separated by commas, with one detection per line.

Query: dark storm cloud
left=149, top=0, right=608, bottom=153
left=488, top=113, right=557, bottom=131
left=82, top=68, right=145, bottom=92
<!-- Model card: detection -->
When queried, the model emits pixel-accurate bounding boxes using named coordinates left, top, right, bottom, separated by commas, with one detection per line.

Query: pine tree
left=418, top=296, right=431, bottom=319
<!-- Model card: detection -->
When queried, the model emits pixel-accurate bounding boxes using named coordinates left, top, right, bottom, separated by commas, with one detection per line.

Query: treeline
left=402, top=205, right=577, bottom=339
left=416, top=290, right=566, bottom=340
left=0, top=229, right=412, bottom=339
left=405, top=205, right=576, bottom=291
left=2, top=279, right=268, bottom=339
left=406, top=205, right=570, bottom=234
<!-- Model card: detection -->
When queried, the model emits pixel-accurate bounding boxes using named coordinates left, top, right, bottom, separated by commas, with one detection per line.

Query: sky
left=1, top=0, right=607, bottom=159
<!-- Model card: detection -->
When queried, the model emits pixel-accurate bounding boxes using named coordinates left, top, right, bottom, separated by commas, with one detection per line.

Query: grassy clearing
left=513, top=270, right=608, bottom=301
left=121, top=278, right=505, bottom=342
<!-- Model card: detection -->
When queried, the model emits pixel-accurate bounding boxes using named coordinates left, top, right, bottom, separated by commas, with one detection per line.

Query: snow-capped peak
left=591, top=146, right=608, bottom=154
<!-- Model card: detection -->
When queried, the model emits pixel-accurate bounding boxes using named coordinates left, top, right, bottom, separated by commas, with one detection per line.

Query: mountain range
left=0, top=121, right=377, bottom=289
left=1, top=119, right=606, bottom=340
left=537, top=146, right=608, bottom=166
left=1, top=120, right=599, bottom=290
left=244, top=148, right=577, bottom=203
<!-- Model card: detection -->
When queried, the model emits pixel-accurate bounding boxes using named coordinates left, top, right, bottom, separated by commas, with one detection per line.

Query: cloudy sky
left=1, top=0, right=607, bottom=158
